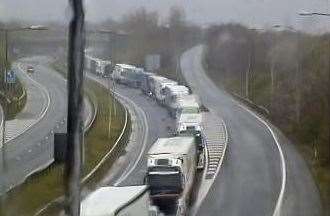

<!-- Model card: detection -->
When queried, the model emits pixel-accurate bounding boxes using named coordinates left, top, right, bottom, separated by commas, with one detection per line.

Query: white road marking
left=113, top=98, right=148, bottom=186
left=86, top=74, right=149, bottom=187
left=236, top=103, right=286, bottom=216
left=183, top=46, right=285, bottom=216
left=4, top=63, right=51, bottom=143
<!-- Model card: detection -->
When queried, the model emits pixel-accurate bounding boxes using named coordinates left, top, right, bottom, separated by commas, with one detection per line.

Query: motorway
left=34, top=47, right=321, bottom=216
left=5, top=62, right=50, bottom=142
left=180, top=46, right=322, bottom=216
left=0, top=57, right=93, bottom=194
left=86, top=72, right=176, bottom=187
left=33, top=71, right=174, bottom=215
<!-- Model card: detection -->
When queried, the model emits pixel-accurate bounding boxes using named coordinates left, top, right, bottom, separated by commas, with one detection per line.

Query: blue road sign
left=5, top=70, right=16, bottom=84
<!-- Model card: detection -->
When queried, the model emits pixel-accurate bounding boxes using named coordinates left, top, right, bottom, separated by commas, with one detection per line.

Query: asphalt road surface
left=86, top=72, right=176, bottom=188
left=5, top=62, right=50, bottom=142
left=1, top=57, right=93, bottom=194
left=180, top=46, right=322, bottom=216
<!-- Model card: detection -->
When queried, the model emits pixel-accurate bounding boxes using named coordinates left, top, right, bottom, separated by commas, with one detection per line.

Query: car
left=27, top=66, right=34, bottom=74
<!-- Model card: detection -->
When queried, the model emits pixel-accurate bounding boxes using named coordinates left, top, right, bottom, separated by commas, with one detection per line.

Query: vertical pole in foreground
left=328, top=32, right=330, bottom=164
left=65, top=0, right=85, bottom=215
left=5, top=30, right=8, bottom=83
left=108, top=73, right=112, bottom=139
left=2, top=30, right=8, bottom=175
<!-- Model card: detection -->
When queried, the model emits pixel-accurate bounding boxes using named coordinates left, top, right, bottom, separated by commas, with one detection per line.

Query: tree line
left=204, top=23, right=330, bottom=211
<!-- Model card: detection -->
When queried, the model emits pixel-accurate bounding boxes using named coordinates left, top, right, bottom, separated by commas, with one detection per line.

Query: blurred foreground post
left=64, top=0, right=85, bottom=215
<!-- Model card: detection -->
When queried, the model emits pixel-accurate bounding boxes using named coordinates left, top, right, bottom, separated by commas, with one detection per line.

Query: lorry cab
left=112, top=64, right=143, bottom=87
left=151, top=76, right=177, bottom=103
left=98, top=60, right=112, bottom=77
left=147, top=137, right=196, bottom=200
left=177, top=112, right=203, bottom=145
left=175, top=96, right=202, bottom=133
left=174, top=95, right=203, bottom=148
left=172, top=94, right=200, bottom=118
left=147, top=159, right=184, bottom=197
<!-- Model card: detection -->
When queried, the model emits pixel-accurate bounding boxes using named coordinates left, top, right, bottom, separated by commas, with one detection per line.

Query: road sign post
left=4, top=70, right=16, bottom=84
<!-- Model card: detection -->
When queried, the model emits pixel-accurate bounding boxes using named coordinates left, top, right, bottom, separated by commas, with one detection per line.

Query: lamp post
left=271, top=25, right=300, bottom=115
left=88, top=29, right=125, bottom=139
left=298, top=10, right=330, bottom=163
left=0, top=25, right=48, bottom=80
left=246, top=26, right=299, bottom=108
left=245, top=27, right=265, bottom=100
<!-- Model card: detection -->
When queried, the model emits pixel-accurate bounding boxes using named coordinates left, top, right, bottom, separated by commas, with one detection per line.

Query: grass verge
left=0, top=80, right=27, bottom=120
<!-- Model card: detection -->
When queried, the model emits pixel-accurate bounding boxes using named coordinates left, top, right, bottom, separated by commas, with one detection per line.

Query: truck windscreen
left=182, top=107, right=199, bottom=114
left=148, top=167, right=183, bottom=196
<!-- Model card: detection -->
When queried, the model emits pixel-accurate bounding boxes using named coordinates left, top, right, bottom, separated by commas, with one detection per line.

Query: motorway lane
left=1, top=57, right=94, bottom=194
left=2, top=58, right=68, bottom=191
left=180, top=46, right=322, bottom=216
left=5, top=63, right=49, bottom=142
left=86, top=72, right=175, bottom=187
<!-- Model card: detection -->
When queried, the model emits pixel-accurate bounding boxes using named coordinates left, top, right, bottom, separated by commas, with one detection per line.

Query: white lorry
left=149, top=76, right=177, bottom=103
left=175, top=96, right=205, bottom=170
left=146, top=137, right=197, bottom=215
left=81, top=185, right=161, bottom=216
left=85, top=56, right=112, bottom=76
left=112, top=64, right=143, bottom=88
left=163, top=85, right=190, bottom=109
left=96, top=59, right=112, bottom=77
left=173, top=95, right=200, bottom=118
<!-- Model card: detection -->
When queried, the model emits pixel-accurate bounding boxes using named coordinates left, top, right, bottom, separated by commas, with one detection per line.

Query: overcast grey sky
left=1, top=0, right=329, bottom=32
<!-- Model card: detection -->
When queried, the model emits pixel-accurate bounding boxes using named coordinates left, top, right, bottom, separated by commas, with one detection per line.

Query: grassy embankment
left=1, top=61, right=130, bottom=216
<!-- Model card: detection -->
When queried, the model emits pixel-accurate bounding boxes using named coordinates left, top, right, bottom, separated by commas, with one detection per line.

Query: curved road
left=181, top=46, right=322, bottom=216
left=86, top=72, right=176, bottom=187
left=1, top=57, right=93, bottom=194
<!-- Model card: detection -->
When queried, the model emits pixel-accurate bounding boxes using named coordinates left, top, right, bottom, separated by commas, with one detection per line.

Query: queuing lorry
left=177, top=113, right=202, bottom=136
left=85, top=55, right=100, bottom=74
left=81, top=185, right=162, bottom=216
left=112, top=64, right=144, bottom=88
left=139, top=72, right=154, bottom=95
left=163, top=85, right=190, bottom=109
left=97, top=59, right=112, bottom=77
left=152, top=77, right=177, bottom=104
left=171, top=94, right=200, bottom=119
left=146, top=137, right=197, bottom=215
left=147, top=75, right=164, bottom=96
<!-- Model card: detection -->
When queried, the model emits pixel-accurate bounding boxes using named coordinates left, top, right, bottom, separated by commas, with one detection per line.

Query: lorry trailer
left=173, top=94, right=200, bottom=119
left=148, top=76, right=177, bottom=102
left=112, top=64, right=144, bottom=88
left=163, top=85, right=190, bottom=109
left=81, top=185, right=161, bottom=216
left=147, top=137, right=197, bottom=215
